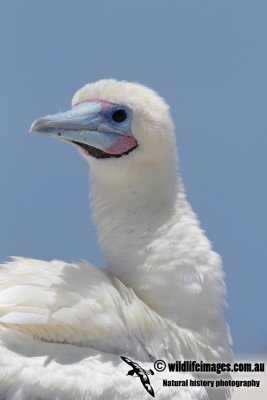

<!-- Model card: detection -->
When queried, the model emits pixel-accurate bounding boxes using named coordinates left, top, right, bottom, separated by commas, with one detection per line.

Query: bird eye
left=111, top=108, right=127, bottom=123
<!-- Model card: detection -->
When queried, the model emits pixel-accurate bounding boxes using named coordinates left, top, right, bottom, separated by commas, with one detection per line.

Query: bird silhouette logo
left=121, top=356, right=155, bottom=397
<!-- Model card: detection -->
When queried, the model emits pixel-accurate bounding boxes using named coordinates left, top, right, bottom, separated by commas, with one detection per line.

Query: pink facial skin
left=105, top=135, right=137, bottom=155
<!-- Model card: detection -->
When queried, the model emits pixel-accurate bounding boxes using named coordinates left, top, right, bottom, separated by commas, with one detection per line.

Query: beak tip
left=29, top=118, right=47, bottom=134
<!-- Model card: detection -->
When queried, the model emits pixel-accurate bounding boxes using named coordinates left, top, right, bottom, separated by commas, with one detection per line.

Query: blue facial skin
left=30, top=102, right=133, bottom=152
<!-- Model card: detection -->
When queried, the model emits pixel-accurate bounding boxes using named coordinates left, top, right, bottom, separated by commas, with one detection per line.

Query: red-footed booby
left=0, top=80, right=232, bottom=399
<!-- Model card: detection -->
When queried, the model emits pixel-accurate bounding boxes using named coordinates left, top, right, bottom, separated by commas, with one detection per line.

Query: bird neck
left=89, top=161, right=228, bottom=349
left=89, top=157, right=179, bottom=282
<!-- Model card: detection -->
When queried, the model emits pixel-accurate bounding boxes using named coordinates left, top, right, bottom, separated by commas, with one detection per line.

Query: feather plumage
left=0, top=80, right=232, bottom=399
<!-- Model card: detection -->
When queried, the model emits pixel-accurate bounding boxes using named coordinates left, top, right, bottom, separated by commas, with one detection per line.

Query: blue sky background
left=0, top=0, right=266, bottom=356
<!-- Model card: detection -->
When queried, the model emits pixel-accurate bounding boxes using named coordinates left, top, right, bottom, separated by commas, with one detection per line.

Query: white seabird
left=0, top=79, right=232, bottom=400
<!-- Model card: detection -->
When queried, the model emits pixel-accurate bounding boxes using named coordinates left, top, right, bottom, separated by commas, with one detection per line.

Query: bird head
left=30, top=80, right=177, bottom=184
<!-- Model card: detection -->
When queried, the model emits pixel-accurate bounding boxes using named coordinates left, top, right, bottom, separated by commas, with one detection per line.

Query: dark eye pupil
left=112, top=109, right=127, bottom=123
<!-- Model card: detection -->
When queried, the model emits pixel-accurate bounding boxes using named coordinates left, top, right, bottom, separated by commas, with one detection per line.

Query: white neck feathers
left=89, top=163, right=227, bottom=341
